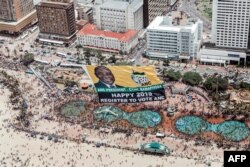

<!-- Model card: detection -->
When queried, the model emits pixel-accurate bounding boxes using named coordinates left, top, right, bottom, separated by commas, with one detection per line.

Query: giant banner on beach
left=86, top=65, right=166, bottom=103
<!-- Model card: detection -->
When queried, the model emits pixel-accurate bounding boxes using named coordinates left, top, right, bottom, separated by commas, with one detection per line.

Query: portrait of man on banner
left=94, top=66, right=124, bottom=88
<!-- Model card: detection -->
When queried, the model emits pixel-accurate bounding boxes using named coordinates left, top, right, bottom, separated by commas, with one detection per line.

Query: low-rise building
left=146, top=12, right=203, bottom=60
left=198, top=48, right=247, bottom=66
left=77, top=23, right=138, bottom=53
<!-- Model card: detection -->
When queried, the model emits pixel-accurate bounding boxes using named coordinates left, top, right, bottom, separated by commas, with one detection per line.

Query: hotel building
left=36, top=0, right=77, bottom=46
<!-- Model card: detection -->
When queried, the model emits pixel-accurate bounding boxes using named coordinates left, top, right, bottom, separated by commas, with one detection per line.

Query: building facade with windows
left=36, top=0, right=77, bottom=46
left=77, top=23, right=138, bottom=53
left=93, top=0, right=143, bottom=32
left=146, top=15, right=203, bottom=60
left=143, top=0, right=171, bottom=27
left=212, top=0, right=250, bottom=49
left=0, top=0, right=35, bottom=21
left=0, top=0, right=37, bottom=34
left=198, top=49, right=246, bottom=66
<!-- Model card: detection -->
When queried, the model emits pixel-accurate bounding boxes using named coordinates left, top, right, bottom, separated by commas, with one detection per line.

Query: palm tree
left=84, top=48, right=91, bottom=58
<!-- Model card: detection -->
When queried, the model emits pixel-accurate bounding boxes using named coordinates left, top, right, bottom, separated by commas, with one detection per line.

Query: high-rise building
left=143, top=0, right=171, bottom=27
left=0, top=0, right=37, bottom=34
left=146, top=13, right=203, bottom=60
left=212, top=0, right=250, bottom=50
left=0, top=0, right=34, bottom=21
left=93, top=0, right=143, bottom=33
left=36, top=0, right=77, bottom=46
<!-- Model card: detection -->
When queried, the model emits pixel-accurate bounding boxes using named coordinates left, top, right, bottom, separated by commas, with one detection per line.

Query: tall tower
left=212, top=0, right=250, bottom=50
left=36, top=0, right=77, bottom=46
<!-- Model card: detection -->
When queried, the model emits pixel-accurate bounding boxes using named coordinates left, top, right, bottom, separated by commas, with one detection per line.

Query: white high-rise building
left=146, top=14, right=203, bottom=59
left=212, top=0, right=250, bottom=49
left=93, top=0, right=143, bottom=32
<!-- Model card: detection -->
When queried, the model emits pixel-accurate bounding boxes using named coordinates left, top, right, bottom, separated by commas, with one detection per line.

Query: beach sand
left=0, top=86, right=223, bottom=167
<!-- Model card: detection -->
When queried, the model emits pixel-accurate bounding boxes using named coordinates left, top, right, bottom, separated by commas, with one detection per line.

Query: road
left=0, top=27, right=39, bottom=57
left=129, top=40, right=147, bottom=66
left=178, top=0, right=212, bottom=33
left=134, top=44, right=146, bottom=65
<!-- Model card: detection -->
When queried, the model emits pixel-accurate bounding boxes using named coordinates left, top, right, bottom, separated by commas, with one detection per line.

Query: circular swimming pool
left=175, top=115, right=250, bottom=142
left=93, top=106, right=161, bottom=128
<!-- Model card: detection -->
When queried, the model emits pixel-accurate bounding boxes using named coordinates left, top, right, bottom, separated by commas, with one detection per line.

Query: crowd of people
left=0, top=49, right=249, bottom=166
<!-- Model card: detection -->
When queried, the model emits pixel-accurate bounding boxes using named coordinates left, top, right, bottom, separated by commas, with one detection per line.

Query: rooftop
left=77, top=23, right=138, bottom=42
left=40, top=0, right=73, bottom=6
left=101, top=1, right=128, bottom=10
left=199, top=48, right=246, bottom=57
left=76, top=20, right=88, bottom=26
left=147, top=11, right=201, bottom=32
